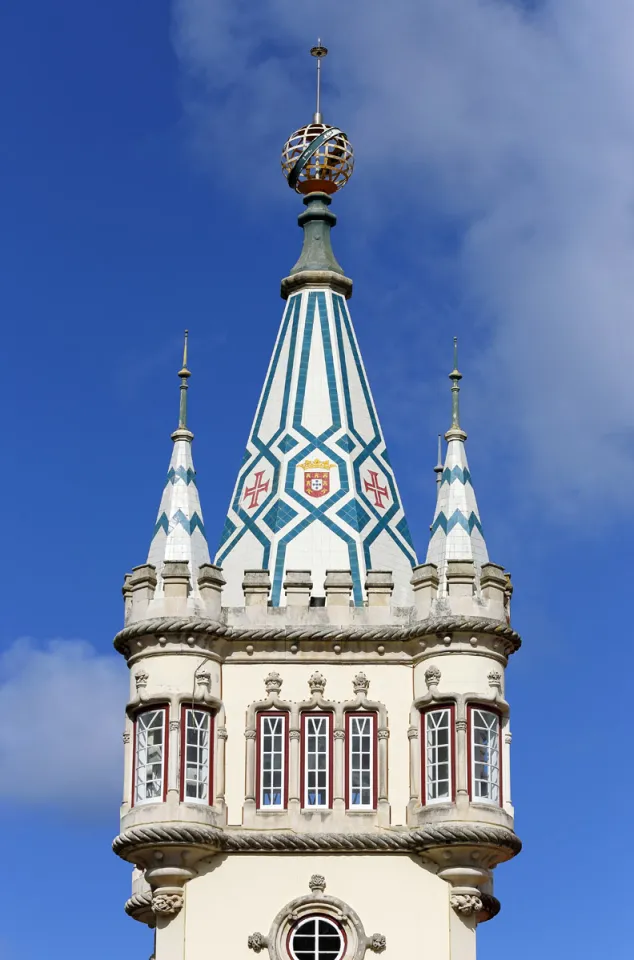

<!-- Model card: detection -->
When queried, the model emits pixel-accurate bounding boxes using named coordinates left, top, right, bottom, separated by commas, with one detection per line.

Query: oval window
left=289, top=916, right=345, bottom=960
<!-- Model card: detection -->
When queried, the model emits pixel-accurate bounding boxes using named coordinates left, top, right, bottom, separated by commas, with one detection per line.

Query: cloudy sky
left=0, top=1, right=632, bottom=958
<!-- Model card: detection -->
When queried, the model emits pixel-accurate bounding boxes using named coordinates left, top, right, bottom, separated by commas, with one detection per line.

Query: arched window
left=133, top=706, right=168, bottom=805
left=180, top=706, right=213, bottom=804
left=422, top=705, right=455, bottom=804
left=469, top=706, right=501, bottom=805
left=288, top=916, right=345, bottom=960
left=257, top=711, right=288, bottom=809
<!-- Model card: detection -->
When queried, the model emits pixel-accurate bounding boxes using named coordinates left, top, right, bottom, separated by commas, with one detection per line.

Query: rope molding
left=114, top=615, right=520, bottom=655
left=113, top=822, right=521, bottom=859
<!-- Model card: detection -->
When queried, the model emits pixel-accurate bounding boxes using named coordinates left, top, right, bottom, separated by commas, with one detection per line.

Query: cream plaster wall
left=177, top=854, right=468, bottom=960
left=221, top=662, right=414, bottom=827
left=413, top=653, right=504, bottom=699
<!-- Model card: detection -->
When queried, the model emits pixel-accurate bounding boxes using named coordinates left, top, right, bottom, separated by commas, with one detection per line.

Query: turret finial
left=178, top=330, right=191, bottom=431
left=434, top=434, right=444, bottom=486
left=310, top=40, right=328, bottom=124
left=446, top=337, right=466, bottom=441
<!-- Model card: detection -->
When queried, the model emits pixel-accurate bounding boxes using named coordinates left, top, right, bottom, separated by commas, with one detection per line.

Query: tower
left=113, top=45, right=521, bottom=960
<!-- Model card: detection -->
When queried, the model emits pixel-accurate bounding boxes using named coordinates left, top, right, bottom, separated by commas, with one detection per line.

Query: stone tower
left=113, top=46, right=521, bottom=960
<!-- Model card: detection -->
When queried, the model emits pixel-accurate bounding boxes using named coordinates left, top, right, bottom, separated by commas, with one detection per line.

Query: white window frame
left=470, top=707, right=501, bottom=805
left=258, top=712, right=287, bottom=810
left=289, top=915, right=345, bottom=960
left=181, top=707, right=212, bottom=804
left=423, top=706, right=453, bottom=804
left=347, top=712, right=376, bottom=810
left=134, top=707, right=167, bottom=805
left=303, top=713, right=332, bottom=809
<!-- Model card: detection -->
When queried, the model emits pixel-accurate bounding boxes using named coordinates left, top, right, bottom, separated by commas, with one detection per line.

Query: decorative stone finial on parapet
left=480, top=563, right=507, bottom=621
left=242, top=569, right=270, bottom=607
left=411, top=563, right=439, bottom=618
left=122, top=573, right=133, bottom=624
left=128, top=564, right=157, bottom=621
left=197, top=563, right=225, bottom=618
left=284, top=570, right=313, bottom=607
left=365, top=570, right=394, bottom=607
left=324, top=569, right=353, bottom=606
left=445, top=560, right=476, bottom=614
left=162, top=561, right=190, bottom=600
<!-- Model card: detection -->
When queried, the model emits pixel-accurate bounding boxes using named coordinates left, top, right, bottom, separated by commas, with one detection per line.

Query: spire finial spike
left=448, top=335, right=463, bottom=433
left=310, top=39, right=328, bottom=123
left=177, top=329, right=191, bottom=432
left=434, top=433, right=444, bottom=485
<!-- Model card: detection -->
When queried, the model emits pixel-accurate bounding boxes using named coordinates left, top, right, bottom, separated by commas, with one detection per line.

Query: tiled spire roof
left=146, top=332, right=210, bottom=598
left=426, top=340, right=488, bottom=592
left=216, top=194, right=417, bottom=606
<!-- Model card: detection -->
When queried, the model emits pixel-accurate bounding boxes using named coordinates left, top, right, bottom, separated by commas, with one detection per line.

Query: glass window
left=304, top=714, right=331, bottom=808
left=424, top=707, right=452, bottom=803
left=182, top=708, right=212, bottom=803
left=348, top=714, right=375, bottom=809
left=289, top=916, right=345, bottom=960
left=135, top=708, right=166, bottom=804
left=471, top=708, right=500, bottom=804
left=259, top=714, right=286, bottom=808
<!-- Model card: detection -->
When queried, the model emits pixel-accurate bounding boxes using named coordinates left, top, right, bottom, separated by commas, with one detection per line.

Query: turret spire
left=178, top=329, right=190, bottom=430
left=426, top=342, right=488, bottom=592
left=217, top=49, right=416, bottom=605
left=146, top=333, right=210, bottom=606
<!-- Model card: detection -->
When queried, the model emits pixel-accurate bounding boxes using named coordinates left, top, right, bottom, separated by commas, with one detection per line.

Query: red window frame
left=467, top=705, right=503, bottom=806
left=131, top=704, right=169, bottom=807
left=421, top=704, right=456, bottom=805
left=345, top=710, right=378, bottom=811
left=180, top=705, right=214, bottom=805
left=300, top=711, right=334, bottom=809
left=256, top=711, right=289, bottom=810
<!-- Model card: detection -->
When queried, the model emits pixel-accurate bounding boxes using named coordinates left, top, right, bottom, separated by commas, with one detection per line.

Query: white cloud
left=0, top=639, right=127, bottom=807
left=172, top=0, right=634, bottom=518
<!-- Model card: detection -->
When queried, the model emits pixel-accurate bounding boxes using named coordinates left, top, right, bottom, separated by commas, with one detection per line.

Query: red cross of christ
left=243, top=470, right=270, bottom=510
left=364, top=470, right=390, bottom=509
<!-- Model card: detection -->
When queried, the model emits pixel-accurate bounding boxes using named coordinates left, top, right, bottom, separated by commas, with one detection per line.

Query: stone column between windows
left=244, top=729, right=257, bottom=805
left=289, top=728, right=301, bottom=809
left=378, top=728, right=389, bottom=801
left=167, top=710, right=180, bottom=800
left=333, top=728, right=345, bottom=810
left=407, top=724, right=419, bottom=801
left=455, top=712, right=469, bottom=800
left=502, top=720, right=512, bottom=807
left=216, top=725, right=228, bottom=806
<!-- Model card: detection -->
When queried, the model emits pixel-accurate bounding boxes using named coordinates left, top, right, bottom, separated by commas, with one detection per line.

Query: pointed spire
left=426, top=342, right=488, bottom=592
left=146, top=333, right=210, bottom=602
left=177, top=329, right=191, bottom=431
left=447, top=337, right=467, bottom=441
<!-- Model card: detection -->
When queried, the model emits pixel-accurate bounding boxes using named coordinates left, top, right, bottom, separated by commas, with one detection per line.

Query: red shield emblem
left=304, top=471, right=330, bottom=498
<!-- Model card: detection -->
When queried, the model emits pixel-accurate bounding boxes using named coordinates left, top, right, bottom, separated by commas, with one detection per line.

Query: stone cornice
left=280, top=270, right=353, bottom=299
left=114, top=615, right=521, bottom=658
left=112, top=821, right=521, bottom=860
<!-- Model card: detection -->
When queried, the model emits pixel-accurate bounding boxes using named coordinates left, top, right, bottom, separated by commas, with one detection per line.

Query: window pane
left=349, top=715, right=374, bottom=808
left=260, top=715, right=286, bottom=808
left=290, top=917, right=344, bottom=960
left=304, top=715, right=329, bottom=808
left=135, top=709, right=165, bottom=804
left=424, top=708, right=452, bottom=803
left=471, top=710, right=500, bottom=804
left=182, top=709, right=211, bottom=805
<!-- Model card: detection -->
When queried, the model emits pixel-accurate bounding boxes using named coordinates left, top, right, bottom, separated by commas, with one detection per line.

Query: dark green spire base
left=280, top=191, right=353, bottom=299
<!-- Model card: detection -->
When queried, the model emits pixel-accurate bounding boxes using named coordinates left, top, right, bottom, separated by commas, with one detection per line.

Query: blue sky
left=0, top=1, right=632, bottom=957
